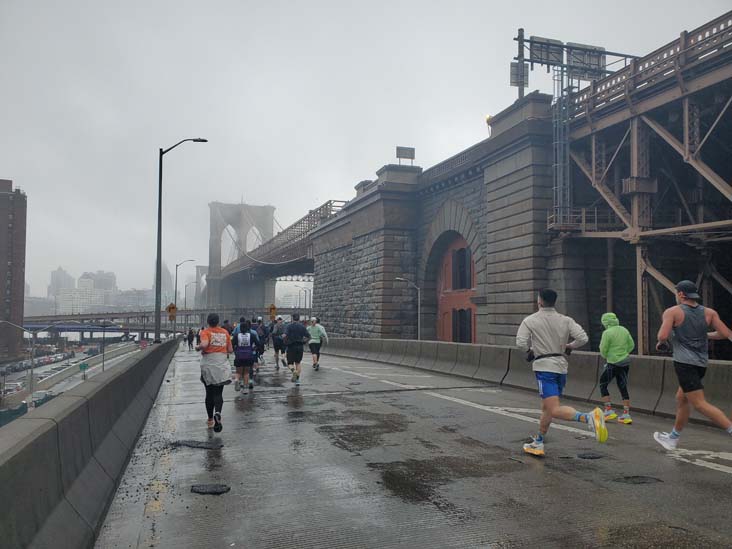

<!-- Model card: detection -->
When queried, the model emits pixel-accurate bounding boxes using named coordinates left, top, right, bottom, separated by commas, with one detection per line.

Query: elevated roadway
left=97, top=345, right=732, bottom=548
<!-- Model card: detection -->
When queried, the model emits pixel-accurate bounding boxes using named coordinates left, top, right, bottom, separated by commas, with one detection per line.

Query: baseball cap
left=675, top=280, right=701, bottom=300
left=276, top=315, right=283, bottom=320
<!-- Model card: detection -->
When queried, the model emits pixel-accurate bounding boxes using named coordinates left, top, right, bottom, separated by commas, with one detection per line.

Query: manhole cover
left=612, top=475, right=663, bottom=485
left=171, top=440, right=224, bottom=450
left=577, top=452, right=604, bottom=460
left=191, top=484, right=231, bottom=495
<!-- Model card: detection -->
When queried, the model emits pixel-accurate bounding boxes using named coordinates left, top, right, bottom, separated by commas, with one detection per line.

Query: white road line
left=423, top=391, right=591, bottom=436
left=333, top=368, right=586, bottom=431
left=331, top=367, right=375, bottom=380
left=377, top=379, right=429, bottom=390
left=334, top=366, right=391, bottom=370
left=668, top=449, right=732, bottom=475
left=377, top=373, right=433, bottom=378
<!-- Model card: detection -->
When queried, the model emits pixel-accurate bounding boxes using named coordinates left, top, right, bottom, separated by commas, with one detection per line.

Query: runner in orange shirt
left=197, top=313, right=233, bottom=432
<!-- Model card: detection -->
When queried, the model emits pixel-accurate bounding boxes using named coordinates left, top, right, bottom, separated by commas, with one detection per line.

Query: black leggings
left=599, top=364, right=630, bottom=400
left=203, top=383, right=224, bottom=419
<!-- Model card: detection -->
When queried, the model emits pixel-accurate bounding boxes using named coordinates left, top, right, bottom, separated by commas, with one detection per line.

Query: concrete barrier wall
left=0, top=340, right=177, bottom=549
left=326, top=338, right=732, bottom=423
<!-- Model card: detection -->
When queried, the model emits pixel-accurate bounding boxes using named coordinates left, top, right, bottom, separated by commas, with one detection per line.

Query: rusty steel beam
left=636, top=246, right=648, bottom=354
left=641, top=115, right=732, bottom=202
left=576, top=231, right=625, bottom=239
left=570, top=150, right=632, bottom=227
left=638, top=219, right=732, bottom=238
left=695, top=95, right=732, bottom=157
left=643, top=260, right=678, bottom=294
left=570, top=63, right=732, bottom=139
left=709, top=264, right=732, bottom=298
left=659, top=168, right=696, bottom=225
left=597, top=126, right=630, bottom=188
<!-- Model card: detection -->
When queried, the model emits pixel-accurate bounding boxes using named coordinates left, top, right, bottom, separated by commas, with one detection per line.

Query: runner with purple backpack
left=232, top=318, right=260, bottom=395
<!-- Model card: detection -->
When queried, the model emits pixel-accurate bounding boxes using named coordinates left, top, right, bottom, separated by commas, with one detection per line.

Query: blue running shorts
left=535, top=371, right=567, bottom=399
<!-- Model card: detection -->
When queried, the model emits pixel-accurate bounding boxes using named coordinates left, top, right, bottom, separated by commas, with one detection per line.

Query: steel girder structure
left=553, top=11, right=732, bottom=354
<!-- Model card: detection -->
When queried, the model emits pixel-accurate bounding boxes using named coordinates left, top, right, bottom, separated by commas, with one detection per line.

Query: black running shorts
left=309, top=342, right=321, bottom=356
left=234, top=358, right=254, bottom=368
left=674, top=361, right=707, bottom=393
left=286, top=345, right=304, bottom=365
left=273, top=337, right=286, bottom=353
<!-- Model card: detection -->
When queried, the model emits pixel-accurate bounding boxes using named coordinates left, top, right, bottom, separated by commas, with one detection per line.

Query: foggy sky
left=1, top=0, right=728, bottom=297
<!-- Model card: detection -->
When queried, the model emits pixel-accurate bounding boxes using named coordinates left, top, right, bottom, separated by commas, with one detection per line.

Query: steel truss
left=551, top=11, right=732, bottom=354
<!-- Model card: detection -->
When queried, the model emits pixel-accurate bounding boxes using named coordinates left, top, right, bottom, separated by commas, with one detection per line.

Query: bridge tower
left=207, top=202, right=275, bottom=308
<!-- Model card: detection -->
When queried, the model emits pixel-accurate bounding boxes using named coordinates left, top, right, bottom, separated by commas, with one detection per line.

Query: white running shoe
left=653, top=431, right=678, bottom=451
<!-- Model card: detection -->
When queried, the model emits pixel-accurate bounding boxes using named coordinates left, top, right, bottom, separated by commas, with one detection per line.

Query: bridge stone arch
left=207, top=202, right=275, bottom=306
left=419, top=199, right=483, bottom=341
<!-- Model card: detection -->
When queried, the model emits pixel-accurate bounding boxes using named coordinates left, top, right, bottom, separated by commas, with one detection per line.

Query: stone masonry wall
left=313, top=228, right=417, bottom=338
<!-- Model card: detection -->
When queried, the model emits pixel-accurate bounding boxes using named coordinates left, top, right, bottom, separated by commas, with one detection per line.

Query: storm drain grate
left=612, top=475, right=663, bottom=485
left=191, top=484, right=231, bottom=495
left=577, top=452, right=604, bottom=460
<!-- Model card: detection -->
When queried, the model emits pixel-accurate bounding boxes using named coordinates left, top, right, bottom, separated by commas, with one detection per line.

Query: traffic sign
left=166, top=302, right=177, bottom=321
left=79, top=362, right=89, bottom=371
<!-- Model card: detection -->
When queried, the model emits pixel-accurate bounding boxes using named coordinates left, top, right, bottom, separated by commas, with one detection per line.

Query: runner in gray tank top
left=653, top=280, right=732, bottom=450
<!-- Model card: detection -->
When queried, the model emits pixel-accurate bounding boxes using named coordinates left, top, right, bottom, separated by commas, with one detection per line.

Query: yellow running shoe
left=522, top=437, right=545, bottom=457
left=617, top=412, right=633, bottom=424
left=603, top=409, right=618, bottom=421
left=590, top=407, right=609, bottom=443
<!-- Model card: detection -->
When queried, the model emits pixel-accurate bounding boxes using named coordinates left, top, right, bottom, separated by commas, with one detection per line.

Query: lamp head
left=193, top=138, right=208, bottom=143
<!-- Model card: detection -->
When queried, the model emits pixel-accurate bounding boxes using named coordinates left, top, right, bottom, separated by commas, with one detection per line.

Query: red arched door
left=436, top=235, right=475, bottom=343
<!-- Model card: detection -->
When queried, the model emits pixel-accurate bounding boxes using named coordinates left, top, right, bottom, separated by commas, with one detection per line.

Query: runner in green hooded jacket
left=599, top=312, right=635, bottom=424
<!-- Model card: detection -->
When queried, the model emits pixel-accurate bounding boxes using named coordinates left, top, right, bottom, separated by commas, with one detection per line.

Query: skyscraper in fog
left=48, top=266, right=75, bottom=298
left=0, top=179, right=27, bottom=358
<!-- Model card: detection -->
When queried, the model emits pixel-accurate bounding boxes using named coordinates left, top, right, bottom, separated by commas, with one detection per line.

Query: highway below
left=98, top=345, right=732, bottom=548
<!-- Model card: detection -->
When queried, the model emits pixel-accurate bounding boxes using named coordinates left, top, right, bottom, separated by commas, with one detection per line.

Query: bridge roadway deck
left=97, top=346, right=732, bottom=548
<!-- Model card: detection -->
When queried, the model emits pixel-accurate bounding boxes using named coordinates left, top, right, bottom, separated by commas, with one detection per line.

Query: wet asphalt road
left=96, top=345, right=732, bottom=548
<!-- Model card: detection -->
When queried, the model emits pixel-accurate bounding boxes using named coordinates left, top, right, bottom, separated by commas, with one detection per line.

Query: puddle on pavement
left=314, top=410, right=410, bottom=452
left=597, top=522, right=725, bottom=548
left=203, top=450, right=223, bottom=471
left=286, top=392, right=304, bottom=409
left=287, top=408, right=340, bottom=424
left=170, top=440, right=223, bottom=450
left=191, top=484, right=230, bottom=495
left=367, top=452, right=520, bottom=517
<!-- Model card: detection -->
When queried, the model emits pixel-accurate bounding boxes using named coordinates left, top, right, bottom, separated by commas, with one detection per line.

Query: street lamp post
left=154, top=138, right=207, bottom=343
left=295, top=285, right=312, bottom=310
left=396, top=277, right=421, bottom=340
left=173, top=259, right=195, bottom=336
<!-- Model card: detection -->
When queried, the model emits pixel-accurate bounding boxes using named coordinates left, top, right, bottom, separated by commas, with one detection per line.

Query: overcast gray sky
left=1, top=0, right=728, bottom=296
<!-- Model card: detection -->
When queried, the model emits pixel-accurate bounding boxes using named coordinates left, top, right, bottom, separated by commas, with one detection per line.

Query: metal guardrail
left=25, top=307, right=311, bottom=324
left=570, top=11, right=732, bottom=123
left=221, top=200, right=346, bottom=276
left=547, top=207, right=624, bottom=231
left=548, top=207, right=690, bottom=233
